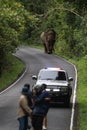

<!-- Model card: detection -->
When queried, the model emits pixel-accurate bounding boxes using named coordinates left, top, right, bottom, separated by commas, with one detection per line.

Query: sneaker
left=43, top=126, right=47, bottom=130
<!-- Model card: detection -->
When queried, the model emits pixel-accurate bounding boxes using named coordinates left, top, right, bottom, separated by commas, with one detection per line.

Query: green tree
left=0, top=0, right=39, bottom=76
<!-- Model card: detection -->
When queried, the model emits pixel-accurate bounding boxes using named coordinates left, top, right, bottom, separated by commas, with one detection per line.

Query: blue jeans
left=18, top=116, right=29, bottom=130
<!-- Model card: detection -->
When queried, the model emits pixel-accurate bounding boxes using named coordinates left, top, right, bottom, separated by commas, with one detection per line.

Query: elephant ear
left=40, top=32, right=46, bottom=42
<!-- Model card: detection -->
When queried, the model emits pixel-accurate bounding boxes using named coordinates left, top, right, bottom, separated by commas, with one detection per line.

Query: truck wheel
left=64, top=97, right=70, bottom=108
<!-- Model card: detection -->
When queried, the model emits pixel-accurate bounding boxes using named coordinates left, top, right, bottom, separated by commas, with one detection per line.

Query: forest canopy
left=0, top=0, right=87, bottom=75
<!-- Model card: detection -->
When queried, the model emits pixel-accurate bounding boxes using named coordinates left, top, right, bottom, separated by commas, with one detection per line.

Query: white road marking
left=70, top=64, right=77, bottom=130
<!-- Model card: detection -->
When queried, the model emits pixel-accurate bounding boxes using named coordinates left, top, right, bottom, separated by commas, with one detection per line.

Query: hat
left=24, top=83, right=30, bottom=89
left=21, top=87, right=29, bottom=95
left=41, top=84, right=47, bottom=90
left=33, top=84, right=42, bottom=93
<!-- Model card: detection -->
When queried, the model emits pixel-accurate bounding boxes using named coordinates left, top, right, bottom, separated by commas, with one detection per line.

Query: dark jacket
left=33, top=90, right=51, bottom=115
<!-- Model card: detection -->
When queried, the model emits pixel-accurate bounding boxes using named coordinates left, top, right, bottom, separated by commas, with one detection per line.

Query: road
left=0, top=46, right=76, bottom=130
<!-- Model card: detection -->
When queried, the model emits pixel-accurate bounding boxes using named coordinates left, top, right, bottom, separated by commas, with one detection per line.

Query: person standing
left=31, top=84, right=51, bottom=130
left=23, top=83, right=33, bottom=109
left=17, top=86, right=32, bottom=130
left=39, top=84, right=51, bottom=130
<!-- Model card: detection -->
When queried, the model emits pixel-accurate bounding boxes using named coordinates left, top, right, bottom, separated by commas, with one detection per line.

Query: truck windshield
left=38, top=70, right=66, bottom=80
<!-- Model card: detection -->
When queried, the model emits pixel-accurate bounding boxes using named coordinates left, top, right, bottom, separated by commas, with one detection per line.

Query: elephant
left=40, top=28, right=56, bottom=54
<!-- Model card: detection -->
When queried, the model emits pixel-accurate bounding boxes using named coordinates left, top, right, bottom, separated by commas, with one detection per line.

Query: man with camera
left=31, top=84, right=51, bottom=130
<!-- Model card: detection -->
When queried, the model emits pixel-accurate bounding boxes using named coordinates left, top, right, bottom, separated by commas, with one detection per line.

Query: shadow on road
left=50, top=102, right=72, bottom=109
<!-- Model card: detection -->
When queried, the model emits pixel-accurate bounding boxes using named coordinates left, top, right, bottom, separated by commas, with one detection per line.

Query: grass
left=0, top=54, right=25, bottom=91
left=69, top=57, right=87, bottom=130
left=76, top=58, right=87, bottom=130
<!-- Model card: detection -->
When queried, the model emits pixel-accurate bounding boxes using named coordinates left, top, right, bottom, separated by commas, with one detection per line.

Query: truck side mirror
left=32, top=75, right=37, bottom=80
left=68, top=77, right=73, bottom=81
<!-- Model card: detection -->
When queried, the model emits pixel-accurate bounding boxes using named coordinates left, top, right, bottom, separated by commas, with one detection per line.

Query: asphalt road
left=0, top=46, right=76, bottom=130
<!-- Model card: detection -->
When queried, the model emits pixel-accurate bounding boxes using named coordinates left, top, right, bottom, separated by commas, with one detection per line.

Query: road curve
left=0, top=46, right=76, bottom=130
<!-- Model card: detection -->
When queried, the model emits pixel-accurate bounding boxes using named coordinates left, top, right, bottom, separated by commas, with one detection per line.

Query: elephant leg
left=49, top=42, right=55, bottom=54
left=43, top=43, right=48, bottom=53
left=46, top=42, right=52, bottom=54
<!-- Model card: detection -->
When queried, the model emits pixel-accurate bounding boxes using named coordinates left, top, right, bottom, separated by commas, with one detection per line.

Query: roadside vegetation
left=69, top=56, right=87, bottom=130
left=0, top=0, right=87, bottom=130
left=0, top=54, right=25, bottom=91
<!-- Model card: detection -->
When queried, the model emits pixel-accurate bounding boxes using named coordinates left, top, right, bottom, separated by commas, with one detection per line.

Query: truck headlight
left=46, top=88, right=50, bottom=91
left=53, top=89, right=60, bottom=92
